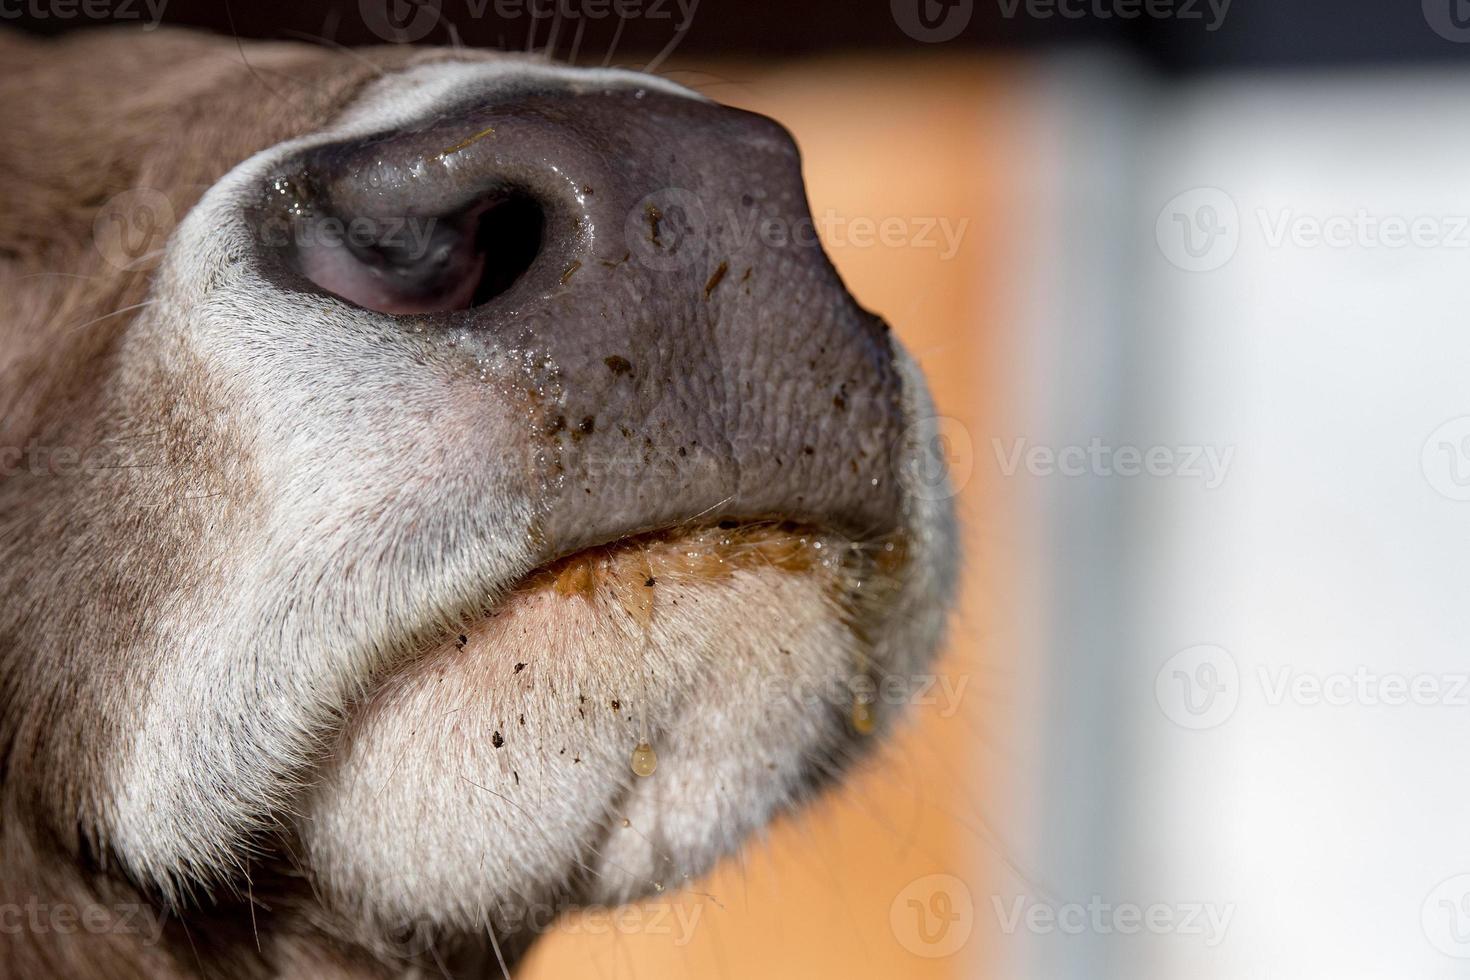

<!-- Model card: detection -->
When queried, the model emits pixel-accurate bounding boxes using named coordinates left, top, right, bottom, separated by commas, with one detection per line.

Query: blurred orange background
left=521, top=54, right=1021, bottom=979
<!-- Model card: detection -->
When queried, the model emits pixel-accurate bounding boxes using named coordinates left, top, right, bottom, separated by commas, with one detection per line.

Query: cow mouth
left=430, top=518, right=910, bottom=658
left=297, top=513, right=925, bottom=962
left=522, top=519, right=903, bottom=612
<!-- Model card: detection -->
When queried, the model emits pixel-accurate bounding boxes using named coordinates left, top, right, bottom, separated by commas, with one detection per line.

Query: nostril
left=470, top=193, right=544, bottom=308
left=271, top=184, right=547, bottom=316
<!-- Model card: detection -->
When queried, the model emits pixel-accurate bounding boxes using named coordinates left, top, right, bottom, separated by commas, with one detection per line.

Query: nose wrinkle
left=264, top=83, right=905, bottom=556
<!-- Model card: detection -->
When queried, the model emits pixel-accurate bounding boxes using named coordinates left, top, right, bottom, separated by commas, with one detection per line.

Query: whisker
left=525, top=9, right=539, bottom=54
left=484, top=913, right=513, bottom=979
left=11, top=271, right=104, bottom=283
left=224, top=0, right=293, bottom=104
left=543, top=2, right=565, bottom=60
left=566, top=16, right=587, bottom=67
left=457, top=773, right=613, bottom=884
left=61, top=299, right=157, bottom=338
left=639, top=0, right=701, bottom=76
left=244, top=866, right=261, bottom=953
left=600, top=12, right=628, bottom=68
left=685, top=492, right=735, bottom=524
left=320, top=6, right=341, bottom=44
left=280, top=29, right=388, bottom=78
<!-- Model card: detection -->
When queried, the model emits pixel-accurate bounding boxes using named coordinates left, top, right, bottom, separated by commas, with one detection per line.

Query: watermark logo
left=1156, top=187, right=1240, bottom=272
left=1424, top=0, right=1470, bottom=42
left=93, top=188, right=175, bottom=272
left=898, top=415, right=974, bottom=501
left=1155, top=644, right=1239, bottom=730
left=892, top=0, right=974, bottom=42
left=360, top=0, right=442, bottom=41
left=1423, top=874, right=1470, bottom=957
left=625, top=188, right=710, bottom=272
left=1423, top=417, right=1470, bottom=501
left=891, top=874, right=974, bottom=957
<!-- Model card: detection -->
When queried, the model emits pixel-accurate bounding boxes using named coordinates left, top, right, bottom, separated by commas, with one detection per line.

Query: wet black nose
left=260, top=83, right=827, bottom=318
left=254, top=78, right=906, bottom=552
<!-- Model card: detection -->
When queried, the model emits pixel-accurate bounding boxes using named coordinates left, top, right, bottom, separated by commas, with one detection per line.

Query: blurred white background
left=999, top=56, right=1470, bottom=979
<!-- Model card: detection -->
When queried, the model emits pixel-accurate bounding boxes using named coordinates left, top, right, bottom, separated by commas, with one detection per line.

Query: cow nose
left=258, top=82, right=808, bottom=317
left=252, top=77, right=906, bottom=549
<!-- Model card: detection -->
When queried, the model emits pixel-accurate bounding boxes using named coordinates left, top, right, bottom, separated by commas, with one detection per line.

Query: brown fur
left=0, top=27, right=479, bottom=979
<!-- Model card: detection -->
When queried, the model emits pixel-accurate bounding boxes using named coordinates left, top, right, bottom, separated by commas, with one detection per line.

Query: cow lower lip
left=457, top=519, right=910, bottom=639
left=538, top=519, right=837, bottom=591
left=518, top=521, right=850, bottom=619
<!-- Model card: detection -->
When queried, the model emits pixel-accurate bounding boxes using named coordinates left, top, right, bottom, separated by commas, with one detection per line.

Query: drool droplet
left=850, top=698, right=876, bottom=736
left=630, top=741, right=658, bottom=777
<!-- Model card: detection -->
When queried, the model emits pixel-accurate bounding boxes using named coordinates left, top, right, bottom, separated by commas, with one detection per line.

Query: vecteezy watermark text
left=0, top=900, right=165, bottom=945
left=996, top=0, right=1230, bottom=31
left=468, top=0, right=697, bottom=24
left=1156, top=645, right=1470, bottom=731
left=253, top=213, right=442, bottom=260
left=992, top=437, right=1235, bottom=489
left=1158, top=188, right=1470, bottom=272
left=1258, top=666, right=1470, bottom=708
left=0, top=439, right=160, bottom=479
left=0, top=0, right=167, bottom=27
left=386, top=892, right=704, bottom=956
left=624, top=188, right=969, bottom=272
left=992, top=895, right=1235, bottom=946
left=359, top=0, right=698, bottom=42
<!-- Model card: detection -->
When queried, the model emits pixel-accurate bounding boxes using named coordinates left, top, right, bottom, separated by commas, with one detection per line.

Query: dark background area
left=7, top=0, right=1470, bottom=73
